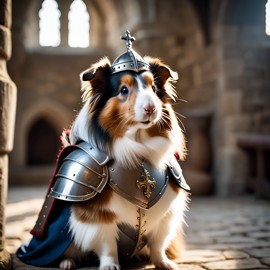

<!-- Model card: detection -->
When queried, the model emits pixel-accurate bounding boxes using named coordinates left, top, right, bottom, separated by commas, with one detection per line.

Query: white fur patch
left=70, top=100, right=90, bottom=145
left=112, top=127, right=173, bottom=169
left=134, top=83, right=162, bottom=123
left=69, top=212, right=119, bottom=254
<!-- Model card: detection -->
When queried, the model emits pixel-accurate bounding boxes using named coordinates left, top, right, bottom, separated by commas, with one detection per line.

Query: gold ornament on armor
left=137, top=168, right=156, bottom=198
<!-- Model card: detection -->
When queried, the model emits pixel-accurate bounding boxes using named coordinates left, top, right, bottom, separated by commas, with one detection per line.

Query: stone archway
left=9, top=100, right=72, bottom=185
left=11, top=99, right=72, bottom=168
left=27, top=118, right=60, bottom=166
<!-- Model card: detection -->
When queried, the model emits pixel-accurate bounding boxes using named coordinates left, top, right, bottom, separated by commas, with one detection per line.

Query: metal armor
left=111, top=30, right=150, bottom=74
left=49, top=142, right=190, bottom=206
left=50, top=142, right=109, bottom=201
left=109, top=160, right=169, bottom=210
left=48, top=141, right=189, bottom=260
left=32, top=140, right=189, bottom=258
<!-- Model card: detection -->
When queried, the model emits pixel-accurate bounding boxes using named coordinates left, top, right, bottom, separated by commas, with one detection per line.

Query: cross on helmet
left=111, top=30, right=150, bottom=74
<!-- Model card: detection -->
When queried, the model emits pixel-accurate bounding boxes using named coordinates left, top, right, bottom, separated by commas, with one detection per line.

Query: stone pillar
left=0, top=0, right=17, bottom=267
left=58, top=0, right=73, bottom=47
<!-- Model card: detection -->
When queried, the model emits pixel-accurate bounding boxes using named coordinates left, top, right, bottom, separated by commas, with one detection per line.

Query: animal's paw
left=59, top=259, right=76, bottom=270
left=155, top=259, right=178, bottom=270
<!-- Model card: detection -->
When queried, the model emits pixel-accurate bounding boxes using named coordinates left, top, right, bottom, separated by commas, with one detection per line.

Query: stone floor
left=6, top=186, right=270, bottom=270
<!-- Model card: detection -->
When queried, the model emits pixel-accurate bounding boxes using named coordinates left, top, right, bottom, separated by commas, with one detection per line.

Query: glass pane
left=39, top=0, right=61, bottom=47
left=266, top=0, right=270, bottom=36
left=68, top=0, right=90, bottom=48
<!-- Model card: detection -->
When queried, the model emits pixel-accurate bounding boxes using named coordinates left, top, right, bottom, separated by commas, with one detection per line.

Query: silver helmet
left=111, top=30, right=150, bottom=74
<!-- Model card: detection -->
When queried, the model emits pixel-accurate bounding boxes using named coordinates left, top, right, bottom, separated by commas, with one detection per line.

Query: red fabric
left=174, top=152, right=180, bottom=161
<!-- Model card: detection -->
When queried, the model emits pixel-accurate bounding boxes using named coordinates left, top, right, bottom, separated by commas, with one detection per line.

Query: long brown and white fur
left=60, top=56, right=189, bottom=270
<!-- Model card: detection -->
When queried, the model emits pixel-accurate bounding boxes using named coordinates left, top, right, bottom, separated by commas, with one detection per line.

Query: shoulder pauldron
left=50, top=142, right=109, bottom=201
left=168, top=157, right=190, bottom=191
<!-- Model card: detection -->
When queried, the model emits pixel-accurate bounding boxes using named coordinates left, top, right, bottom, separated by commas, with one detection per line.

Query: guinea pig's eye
left=152, top=85, right=157, bottom=92
left=120, top=86, right=129, bottom=96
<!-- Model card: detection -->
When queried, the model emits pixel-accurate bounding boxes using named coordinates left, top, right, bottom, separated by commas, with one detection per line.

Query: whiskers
left=173, top=111, right=186, bottom=133
left=152, top=104, right=187, bottom=160
left=156, top=107, right=172, bottom=130
left=103, top=111, right=134, bottom=135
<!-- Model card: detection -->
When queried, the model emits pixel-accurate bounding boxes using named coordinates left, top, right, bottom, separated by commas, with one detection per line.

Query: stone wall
left=169, top=0, right=270, bottom=196
left=0, top=0, right=16, bottom=266
left=212, top=1, right=270, bottom=195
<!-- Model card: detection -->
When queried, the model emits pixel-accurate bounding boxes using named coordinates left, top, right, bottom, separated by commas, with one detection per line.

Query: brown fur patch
left=99, top=97, right=136, bottom=138
left=99, top=74, right=139, bottom=139
left=146, top=105, right=172, bottom=138
left=119, top=74, right=135, bottom=89
left=146, top=123, right=168, bottom=139
left=166, top=231, right=184, bottom=260
left=72, top=186, right=117, bottom=224
left=142, top=72, right=154, bottom=87
left=99, top=98, right=128, bottom=138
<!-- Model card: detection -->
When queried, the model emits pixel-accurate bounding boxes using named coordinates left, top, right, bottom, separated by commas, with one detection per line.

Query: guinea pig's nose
left=144, top=105, right=156, bottom=115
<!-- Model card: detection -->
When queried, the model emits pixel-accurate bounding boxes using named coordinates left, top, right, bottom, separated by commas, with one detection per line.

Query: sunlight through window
left=39, top=0, right=61, bottom=47
left=266, top=0, right=270, bottom=36
left=68, top=0, right=90, bottom=48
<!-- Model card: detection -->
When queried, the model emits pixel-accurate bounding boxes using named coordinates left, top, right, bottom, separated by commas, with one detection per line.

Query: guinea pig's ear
left=80, top=57, right=112, bottom=102
left=144, top=57, right=178, bottom=101
left=144, top=56, right=178, bottom=83
left=159, top=65, right=178, bottom=82
left=80, top=57, right=112, bottom=82
left=82, top=70, right=95, bottom=81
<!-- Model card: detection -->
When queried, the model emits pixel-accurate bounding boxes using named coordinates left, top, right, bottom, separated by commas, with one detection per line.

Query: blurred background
left=7, top=0, right=270, bottom=198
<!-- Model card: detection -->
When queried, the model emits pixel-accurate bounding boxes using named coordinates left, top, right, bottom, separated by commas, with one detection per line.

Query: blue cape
left=16, top=202, right=72, bottom=267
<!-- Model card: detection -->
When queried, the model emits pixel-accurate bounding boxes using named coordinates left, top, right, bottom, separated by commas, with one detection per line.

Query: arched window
left=68, top=0, right=90, bottom=48
left=266, top=0, right=270, bottom=36
left=39, top=0, right=61, bottom=47
left=27, top=118, right=60, bottom=165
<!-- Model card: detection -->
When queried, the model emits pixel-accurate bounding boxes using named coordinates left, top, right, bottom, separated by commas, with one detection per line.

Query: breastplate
left=108, top=159, right=169, bottom=210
